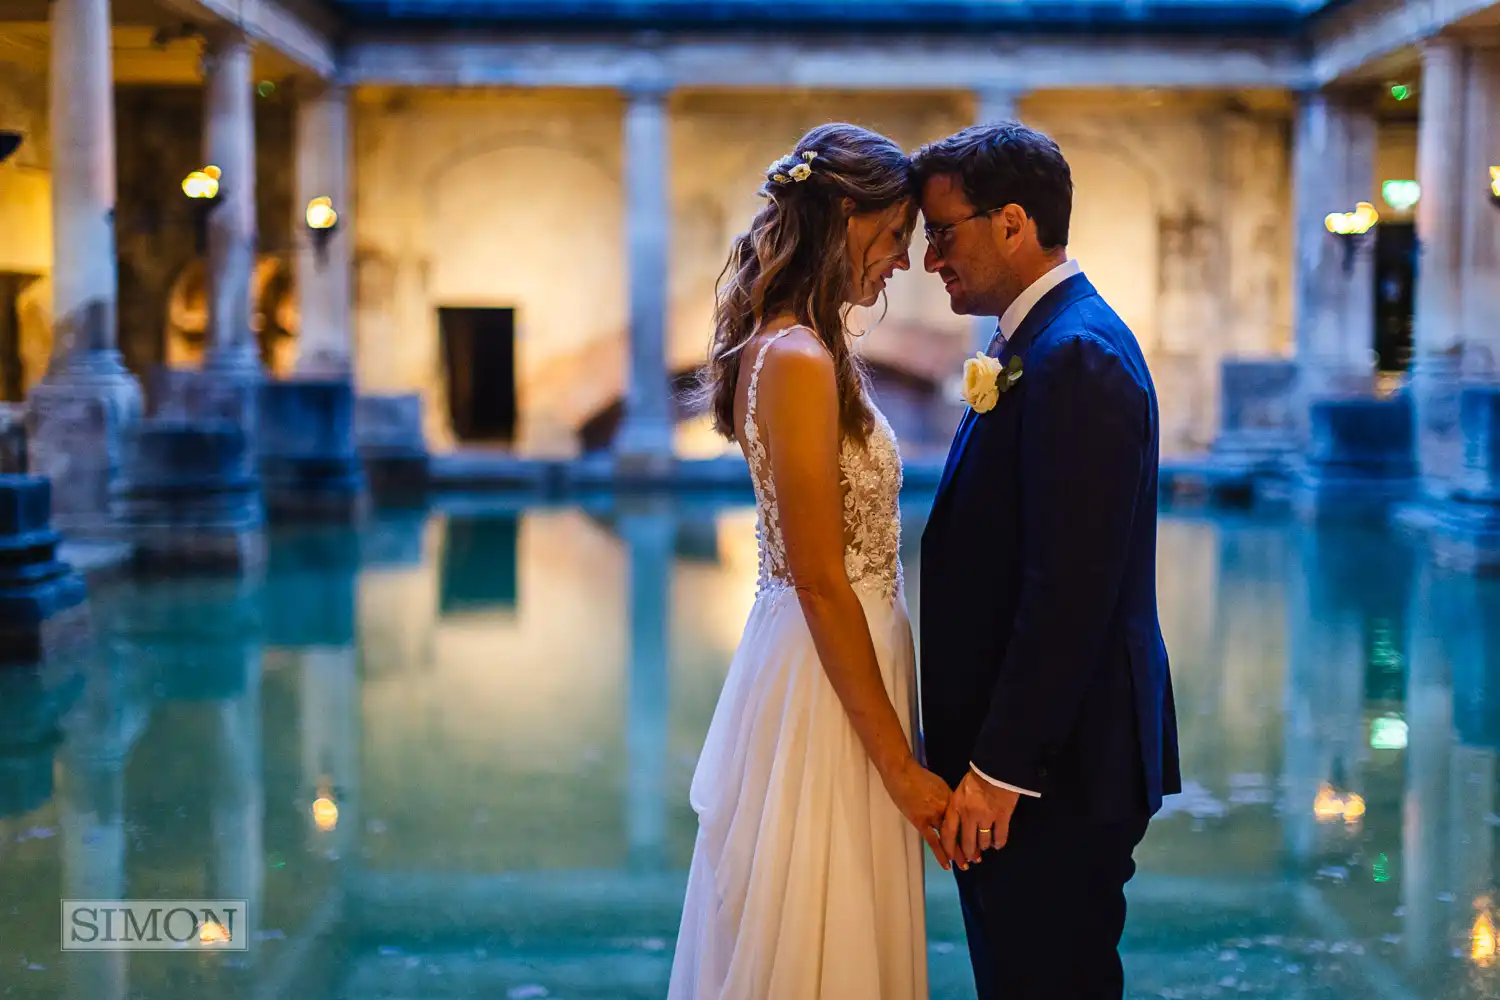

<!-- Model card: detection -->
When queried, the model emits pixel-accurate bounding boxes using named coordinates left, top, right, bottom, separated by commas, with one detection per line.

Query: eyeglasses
left=923, top=209, right=1000, bottom=257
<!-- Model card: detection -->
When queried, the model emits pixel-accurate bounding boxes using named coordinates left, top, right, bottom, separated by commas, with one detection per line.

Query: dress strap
left=742, top=326, right=804, bottom=445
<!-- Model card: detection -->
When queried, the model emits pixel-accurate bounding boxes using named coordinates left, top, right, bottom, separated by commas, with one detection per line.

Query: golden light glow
left=199, top=919, right=232, bottom=945
left=1313, top=783, right=1344, bottom=821
left=305, top=195, right=338, bottom=231
left=1324, top=201, right=1379, bottom=236
left=311, top=794, right=339, bottom=831
left=182, top=166, right=221, bottom=200
left=1474, top=912, right=1497, bottom=966
left=1490, top=166, right=1500, bottom=199
left=1341, top=793, right=1365, bottom=823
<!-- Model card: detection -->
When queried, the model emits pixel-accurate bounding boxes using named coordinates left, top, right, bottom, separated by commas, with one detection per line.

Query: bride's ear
left=841, top=196, right=855, bottom=218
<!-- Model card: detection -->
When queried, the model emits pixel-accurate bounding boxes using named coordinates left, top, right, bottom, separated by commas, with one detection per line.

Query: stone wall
left=0, top=60, right=53, bottom=398
left=352, top=87, right=1308, bottom=457
left=114, top=85, right=296, bottom=381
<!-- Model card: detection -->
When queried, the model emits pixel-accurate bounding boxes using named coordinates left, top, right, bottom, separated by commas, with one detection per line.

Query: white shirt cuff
left=969, top=762, right=1042, bottom=798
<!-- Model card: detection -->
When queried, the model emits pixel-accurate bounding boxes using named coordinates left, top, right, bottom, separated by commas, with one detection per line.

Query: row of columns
left=26, top=0, right=356, bottom=531
left=1292, top=41, right=1500, bottom=496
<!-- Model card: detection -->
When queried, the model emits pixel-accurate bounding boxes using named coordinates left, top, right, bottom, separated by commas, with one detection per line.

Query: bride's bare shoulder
left=757, top=326, right=834, bottom=381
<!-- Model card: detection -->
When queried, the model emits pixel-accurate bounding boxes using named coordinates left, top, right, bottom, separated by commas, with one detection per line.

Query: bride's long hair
left=698, top=123, right=914, bottom=444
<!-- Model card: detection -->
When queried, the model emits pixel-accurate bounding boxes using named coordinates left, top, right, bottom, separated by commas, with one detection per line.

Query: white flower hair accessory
left=769, top=150, right=819, bottom=185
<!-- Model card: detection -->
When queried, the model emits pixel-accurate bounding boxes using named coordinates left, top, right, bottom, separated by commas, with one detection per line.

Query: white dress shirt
left=968, top=256, right=1083, bottom=798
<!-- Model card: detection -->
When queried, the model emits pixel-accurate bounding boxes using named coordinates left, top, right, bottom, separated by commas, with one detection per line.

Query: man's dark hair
left=911, top=121, right=1073, bottom=251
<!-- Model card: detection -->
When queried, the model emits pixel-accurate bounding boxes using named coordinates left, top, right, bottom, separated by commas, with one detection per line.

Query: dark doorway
left=0, top=274, right=33, bottom=402
left=1373, top=222, right=1416, bottom=373
left=439, top=307, right=517, bottom=444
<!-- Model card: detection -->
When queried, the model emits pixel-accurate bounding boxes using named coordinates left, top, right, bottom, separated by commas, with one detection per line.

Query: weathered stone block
left=1430, top=387, right=1500, bottom=575
left=25, top=372, right=143, bottom=536
left=1293, top=396, right=1418, bottom=522
left=356, top=393, right=429, bottom=498
left=260, top=378, right=367, bottom=521
left=0, top=476, right=91, bottom=665
left=1212, top=358, right=1300, bottom=462
left=113, top=420, right=266, bottom=573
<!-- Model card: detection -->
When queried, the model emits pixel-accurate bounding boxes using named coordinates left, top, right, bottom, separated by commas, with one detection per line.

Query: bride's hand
left=884, top=760, right=954, bottom=870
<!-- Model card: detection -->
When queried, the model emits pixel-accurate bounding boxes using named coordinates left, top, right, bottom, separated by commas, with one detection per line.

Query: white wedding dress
left=668, top=328, right=928, bottom=1000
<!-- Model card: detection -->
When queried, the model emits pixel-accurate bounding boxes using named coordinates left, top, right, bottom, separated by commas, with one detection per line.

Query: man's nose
left=924, top=242, right=942, bottom=273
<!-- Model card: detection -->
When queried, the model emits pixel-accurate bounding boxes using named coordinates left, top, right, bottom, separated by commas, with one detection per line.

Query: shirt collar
left=996, top=258, right=1083, bottom=345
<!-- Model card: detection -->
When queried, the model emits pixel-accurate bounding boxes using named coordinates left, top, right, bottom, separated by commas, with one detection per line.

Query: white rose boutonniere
left=961, top=352, right=1024, bottom=413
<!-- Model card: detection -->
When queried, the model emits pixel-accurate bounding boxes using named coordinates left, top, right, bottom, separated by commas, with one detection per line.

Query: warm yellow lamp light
left=182, top=165, right=221, bottom=200
left=305, top=195, right=337, bottom=231
left=1324, top=201, right=1379, bottom=236
left=1474, top=911, right=1497, bottom=966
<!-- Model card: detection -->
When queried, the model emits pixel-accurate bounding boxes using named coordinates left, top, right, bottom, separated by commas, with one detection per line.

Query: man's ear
left=999, top=203, right=1028, bottom=242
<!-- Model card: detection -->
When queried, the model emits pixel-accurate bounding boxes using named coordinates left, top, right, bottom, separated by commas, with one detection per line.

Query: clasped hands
left=890, top=762, right=1020, bottom=872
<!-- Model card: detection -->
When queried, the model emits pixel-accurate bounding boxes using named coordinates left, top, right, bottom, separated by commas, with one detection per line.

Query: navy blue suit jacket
left=919, top=272, right=1181, bottom=822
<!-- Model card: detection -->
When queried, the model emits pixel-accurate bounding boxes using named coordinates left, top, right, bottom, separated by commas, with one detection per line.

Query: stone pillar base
left=355, top=394, right=430, bottom=501
left=1209, top=359, right=1301, bottom=473
left=260, top=379, right=368, bottom=522
left=25, top=360, right=143, bottom=537
left=1293, top=396, right=1418, bottom=522
left=112, top=420, right=266, bottom=574
left=0, top=475, right=91, bottom=665
left=1427, top=386, right=1500, bottom=575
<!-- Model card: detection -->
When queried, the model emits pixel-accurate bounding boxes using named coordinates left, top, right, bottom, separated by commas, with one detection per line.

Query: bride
left=668, top=123, right=953, bottom=1000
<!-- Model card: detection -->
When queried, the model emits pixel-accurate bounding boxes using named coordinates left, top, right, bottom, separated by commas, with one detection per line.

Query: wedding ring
left=977, top=827, right=992, bottom=834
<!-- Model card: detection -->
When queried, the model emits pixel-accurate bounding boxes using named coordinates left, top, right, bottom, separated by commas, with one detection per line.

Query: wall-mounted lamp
left=1324, top=201, right=1379, bottom=274
left=182, top=165, right=222, bottom=255
left=1381, top=179, right=1420, bottom=214
left=305, top=195, right=338, bottom=265
left=1489, top=167, right=1500, bottom=211
left=0, top=130, right=22, bottom=166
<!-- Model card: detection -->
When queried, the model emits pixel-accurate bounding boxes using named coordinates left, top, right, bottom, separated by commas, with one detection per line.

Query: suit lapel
left=927, top=273, right=1097, bottom=521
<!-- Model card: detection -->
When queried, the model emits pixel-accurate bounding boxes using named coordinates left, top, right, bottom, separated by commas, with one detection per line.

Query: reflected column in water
left=266, top=528, right=362, bottom=859
left=300, top=648, right=358, bottom=858
left=1448, top=573, right=1500, bottom=959
left=1283, top=528, right=1410, bottom=865
left=58, top=642, right=152, bottom=1000
left=120, top=575, right=267, bottom=951
left=359, top=512, right=439, bottom=679
left=620, top=503, right=674, bottom=872
left=1403, top=559, right=1458, bottom=969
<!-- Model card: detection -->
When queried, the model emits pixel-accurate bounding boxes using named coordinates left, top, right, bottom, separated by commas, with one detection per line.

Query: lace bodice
left=742, top=328, right=904, bottom=602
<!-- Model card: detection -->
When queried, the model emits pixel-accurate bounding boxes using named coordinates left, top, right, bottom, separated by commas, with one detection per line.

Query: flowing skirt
left=668, top=581, right=928, bottom=1000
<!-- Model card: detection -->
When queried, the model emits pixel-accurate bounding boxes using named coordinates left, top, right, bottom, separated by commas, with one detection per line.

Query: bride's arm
left=759, top=333, right=952, bottom=866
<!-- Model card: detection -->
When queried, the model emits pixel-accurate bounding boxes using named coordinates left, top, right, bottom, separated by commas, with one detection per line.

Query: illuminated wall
left=0, top=61, right=53, bottom=395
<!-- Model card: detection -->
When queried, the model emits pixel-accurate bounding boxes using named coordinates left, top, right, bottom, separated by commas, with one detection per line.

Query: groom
left=913, top=122, right=1181, bottom=998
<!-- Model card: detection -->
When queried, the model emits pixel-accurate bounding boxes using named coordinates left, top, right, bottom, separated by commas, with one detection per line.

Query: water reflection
left=5, top=502, right=1500, bottom=999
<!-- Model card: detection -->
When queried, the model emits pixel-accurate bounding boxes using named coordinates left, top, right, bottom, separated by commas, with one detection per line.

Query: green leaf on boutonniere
left=1001, top=356, right=1024, bottom=391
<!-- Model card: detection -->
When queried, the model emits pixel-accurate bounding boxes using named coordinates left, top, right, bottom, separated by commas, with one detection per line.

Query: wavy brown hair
left=699, top=123, right=914, bottom=444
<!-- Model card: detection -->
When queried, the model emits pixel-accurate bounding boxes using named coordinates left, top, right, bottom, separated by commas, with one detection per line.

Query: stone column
left=1459, top=46, right=1500, bottom=380
left=295, top=85, right=353, bottom=377
left=201, top=30, right=260, bottom=376
left=1412, top=40, right=1470, bottom=494
left=1291, top=88, right=1377, bottom=404
left=25, top=0, right=143, bottom=533
left=613, top=83, right=674, bottom=468
left=971, top=88, right=1022, bottom=354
